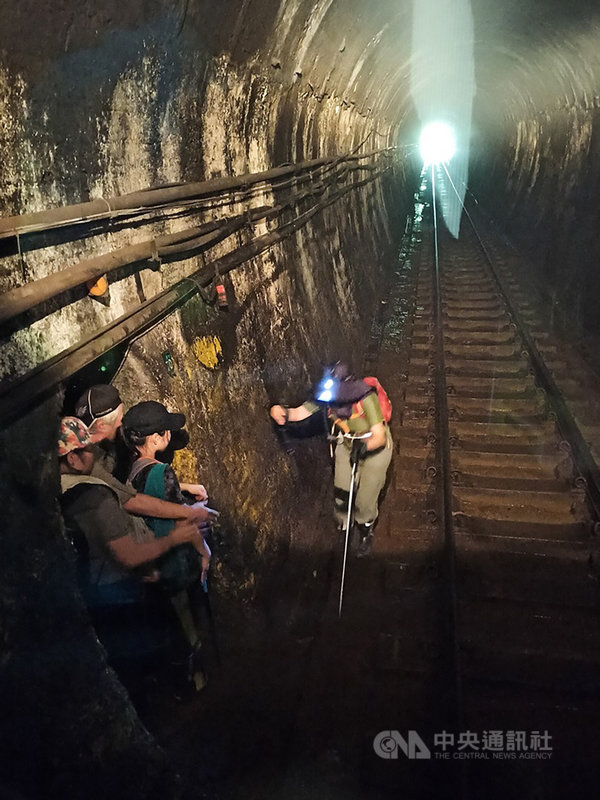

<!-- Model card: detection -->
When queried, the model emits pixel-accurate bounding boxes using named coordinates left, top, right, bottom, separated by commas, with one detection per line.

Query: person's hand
left=270, top=405, right=287, bottom=426
left=185, top=483, right=208, bottom=502
left=201, top=554, right=210, bottom=584
left=183, top=504, right=219, bottom=524
left=195, top=536, right=211, bottom=584
left=171, top=517, right=203, bottom=545
left=350, top=440, right=368, bottom=465
left=198, top=521, right=214, bottom=535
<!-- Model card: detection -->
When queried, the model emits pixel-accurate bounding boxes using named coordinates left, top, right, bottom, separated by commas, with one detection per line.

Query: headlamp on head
left=314, top=362, right=355, bottom=405
left=316, top=363, right=345, bottom=403
left=316, top=375, right=337, bottom=403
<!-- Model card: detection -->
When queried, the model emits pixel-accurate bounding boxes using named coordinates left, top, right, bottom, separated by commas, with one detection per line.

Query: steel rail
left=437, top=161, right=600, bottom=528
left=428, top=173, right=597, bottom=796
left=430, top=166, right=468, bottom=798
left=464, top=207, right=600, bottom=529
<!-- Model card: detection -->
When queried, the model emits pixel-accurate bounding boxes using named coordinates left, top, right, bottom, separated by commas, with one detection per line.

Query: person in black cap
left=74, top=385, right=215, bottom=528
left=58, top=417, right=206, bottom=601
left=76, top=383, right=124, bottom=446
left=122, top=401, right=213, bottom=578
left=58, top=416, right=209, bottom=689
left=270, top=362, right=392, bottom=557
left=123, top=401, right=208, bottom=502
left=122, top=401, right=215, bottom=691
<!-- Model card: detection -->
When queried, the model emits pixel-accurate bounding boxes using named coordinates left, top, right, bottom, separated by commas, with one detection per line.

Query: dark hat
left=122, top=401, right=186, bottom=437
left=314, top=362, right=368, bottom=407
left=329, top=378, right=370, bottom=406
left=75, top=384, right=122, bottom=426
left=329, top=361, right=352, bottom=381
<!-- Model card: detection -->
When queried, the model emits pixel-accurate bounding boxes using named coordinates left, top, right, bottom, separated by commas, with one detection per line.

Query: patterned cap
left=58, top=417, right=93, bottom=456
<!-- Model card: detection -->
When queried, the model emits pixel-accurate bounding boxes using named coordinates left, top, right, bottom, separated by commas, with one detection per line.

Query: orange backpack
left=356, top=377, right=392, bottom=422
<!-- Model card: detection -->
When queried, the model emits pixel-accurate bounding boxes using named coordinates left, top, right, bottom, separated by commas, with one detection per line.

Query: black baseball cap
left=122, top=401, right=186, bottom=436
left=75, top=384, right=122, bottom=426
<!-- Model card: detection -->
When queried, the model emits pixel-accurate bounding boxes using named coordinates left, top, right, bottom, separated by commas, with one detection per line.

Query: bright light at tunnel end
left=419, top=121, right=456, bottom=166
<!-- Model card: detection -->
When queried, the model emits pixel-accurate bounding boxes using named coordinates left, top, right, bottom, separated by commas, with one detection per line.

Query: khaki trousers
left=333, top=437, right=393, bottom=527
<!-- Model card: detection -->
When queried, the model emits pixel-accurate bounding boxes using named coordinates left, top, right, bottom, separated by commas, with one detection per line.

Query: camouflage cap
left=58, top=416, right=93, bottom=457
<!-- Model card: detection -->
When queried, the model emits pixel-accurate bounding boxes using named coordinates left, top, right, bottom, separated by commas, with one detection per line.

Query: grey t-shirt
left=60, top=476, right=151, bottom=585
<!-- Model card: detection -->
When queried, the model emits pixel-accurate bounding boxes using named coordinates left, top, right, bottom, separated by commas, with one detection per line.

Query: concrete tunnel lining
left=2, top=0, right=600, bottom=797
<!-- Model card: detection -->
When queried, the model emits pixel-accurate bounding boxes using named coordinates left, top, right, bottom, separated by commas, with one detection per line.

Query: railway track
left=293, top=178, right=600, bottom=798
left=378, top=178, right=600, bottom=798
left=151, top=179, right=600, bottom=800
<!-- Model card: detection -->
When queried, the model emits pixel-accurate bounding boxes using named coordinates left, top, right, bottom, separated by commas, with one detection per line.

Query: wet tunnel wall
left=469, top=0, right=600, bottom=339
left=3, top=0, right=600, bottom=796
left=0, top=1, right=410, bottom=796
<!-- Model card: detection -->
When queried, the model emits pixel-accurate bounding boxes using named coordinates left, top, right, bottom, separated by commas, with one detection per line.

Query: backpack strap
left=332, top=417, right=351, bottom=434
left=333, top=395, right=371, bottom=430
left=144, top=462, right=169, bottom=499
left=353, top=394, right=371, bottom=419
left=60, top=474, right=113, bottom=494
left=134, top=461, right=174, bottom=540
left=128, top=457, right=159, bottom=483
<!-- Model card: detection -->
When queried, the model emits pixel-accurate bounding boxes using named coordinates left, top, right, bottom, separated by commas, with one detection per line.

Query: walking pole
left=338, top=456, right=358, bottom=619
left=338, top=432, right=372, bottom=619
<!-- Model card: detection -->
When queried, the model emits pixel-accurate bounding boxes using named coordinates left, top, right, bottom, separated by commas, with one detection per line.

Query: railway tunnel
left=2, top=1, right=600, bottom=798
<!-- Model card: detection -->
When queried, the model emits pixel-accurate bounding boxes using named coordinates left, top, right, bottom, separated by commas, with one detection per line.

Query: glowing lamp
left=419, top=122, right=456, bottom=166
left=316, top=377, right=336, bottom=403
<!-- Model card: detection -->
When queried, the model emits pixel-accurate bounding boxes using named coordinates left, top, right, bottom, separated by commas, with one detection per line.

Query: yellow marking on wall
left=172, top=448, right=199, bottom=484
left=192, top=335, right=223, bottom=369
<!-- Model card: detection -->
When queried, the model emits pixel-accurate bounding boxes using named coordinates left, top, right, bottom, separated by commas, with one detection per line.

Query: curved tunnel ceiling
left=4, top=4, right=600, bottom=790
left=223, top=0, right=600, bottom=146
left=2, top=0, right=600, bottom=387
left=2, top=0, right=598, bottom=192
left=2, top=0, right=599, bottom=154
